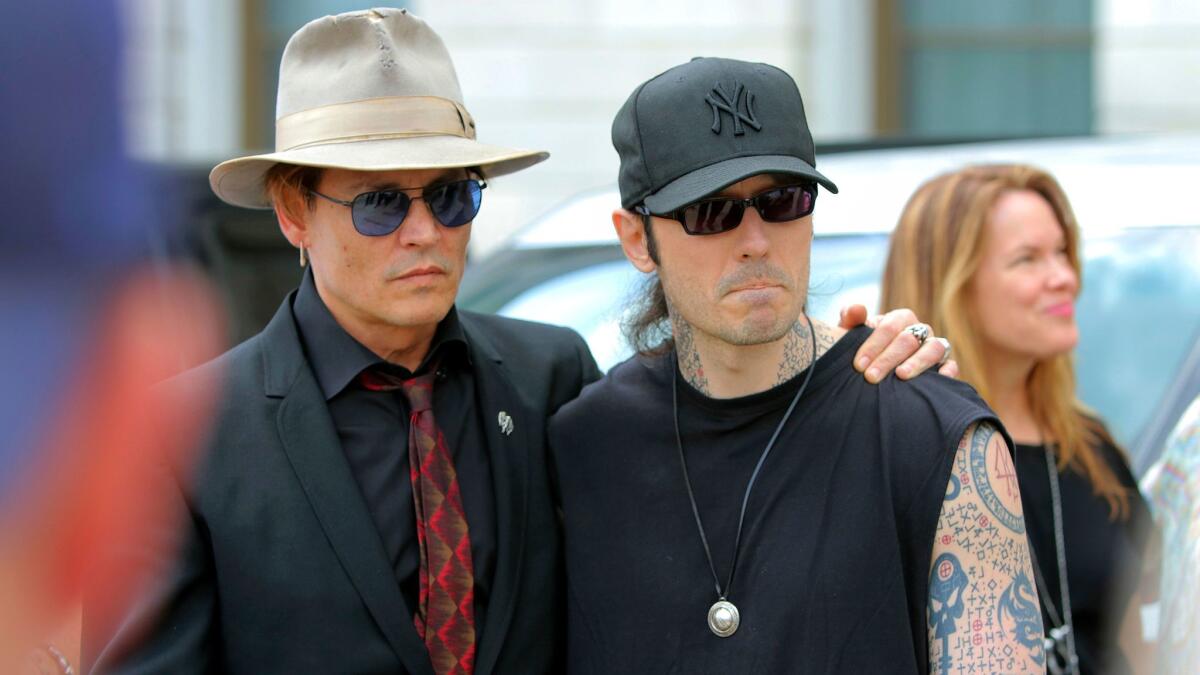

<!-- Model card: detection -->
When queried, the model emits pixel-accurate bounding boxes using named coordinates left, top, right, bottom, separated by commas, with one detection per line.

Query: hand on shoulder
left=837, top=304, right=958, bottom=383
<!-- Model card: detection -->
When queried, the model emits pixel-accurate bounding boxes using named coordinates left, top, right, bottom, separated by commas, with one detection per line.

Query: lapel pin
left=497, top=411, right=514, bottom=436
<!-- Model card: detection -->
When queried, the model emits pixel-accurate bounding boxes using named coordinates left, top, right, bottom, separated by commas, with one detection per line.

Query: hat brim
left=209, top=135, right=549, bottom=209
left=642, top=155, right=838, bottom=214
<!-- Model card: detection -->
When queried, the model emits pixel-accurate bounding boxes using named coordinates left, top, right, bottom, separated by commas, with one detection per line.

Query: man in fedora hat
left=550, top=57, right=1045, bottom=672
left=85, top=9, right=950, bottom=675
left=86, top=9, right=591, bottom=675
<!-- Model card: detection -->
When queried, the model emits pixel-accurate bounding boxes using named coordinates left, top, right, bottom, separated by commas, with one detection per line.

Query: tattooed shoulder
left=968, top=422, right=1025, bottom=534
left=927, top=420, right=1044, bottom=673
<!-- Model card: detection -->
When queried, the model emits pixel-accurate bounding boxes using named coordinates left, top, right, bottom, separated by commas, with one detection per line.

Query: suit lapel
left=261, top=298, right=435, bottom=675
left=465, top=322, right=534, bottom=675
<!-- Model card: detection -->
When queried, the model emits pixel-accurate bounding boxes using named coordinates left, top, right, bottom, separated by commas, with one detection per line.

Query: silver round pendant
left=707, top=599, right=740, bottom=638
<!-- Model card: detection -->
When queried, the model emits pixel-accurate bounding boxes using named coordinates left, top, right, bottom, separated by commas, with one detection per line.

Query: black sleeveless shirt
left=549, top=327, right=1001, bottom=674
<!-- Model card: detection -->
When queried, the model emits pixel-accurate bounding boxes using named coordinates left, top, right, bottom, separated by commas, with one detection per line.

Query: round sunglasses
left=308, top=178, right=486, bottom=236
left=637, top=182, right=818, bottom=236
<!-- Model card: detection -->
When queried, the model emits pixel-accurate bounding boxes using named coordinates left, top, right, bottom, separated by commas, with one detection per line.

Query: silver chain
left=1039, top=446, right=1080, bottom=675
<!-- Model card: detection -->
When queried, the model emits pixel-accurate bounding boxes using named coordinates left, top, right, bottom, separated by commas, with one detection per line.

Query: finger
left=894, top=336, right=948, bottom=380
left=863, top=327, right=925, bottom=383
left=938, top=359, right=960, bottom=379
left=853, top=308, right=918, bottom=374
left=838, top=304, right=869, bottom=330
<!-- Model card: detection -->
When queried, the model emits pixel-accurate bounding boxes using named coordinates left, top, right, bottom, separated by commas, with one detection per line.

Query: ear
left=612, top=208, right=657, bottom=273
left=273, top=196, right=310, bottom=250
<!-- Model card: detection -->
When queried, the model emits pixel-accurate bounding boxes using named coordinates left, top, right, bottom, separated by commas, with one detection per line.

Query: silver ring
left=904, top=323, right=931, bottom=346
left=933, top=337, right=952, bottom=365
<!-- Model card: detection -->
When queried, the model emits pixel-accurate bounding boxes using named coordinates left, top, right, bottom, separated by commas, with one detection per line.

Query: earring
left=299, top=245, right=307, bottom=268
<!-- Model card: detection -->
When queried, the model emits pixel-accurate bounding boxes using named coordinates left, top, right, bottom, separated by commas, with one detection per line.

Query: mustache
left=385, top=253, right=454, bottom=279
left=715, top=262, right=793, bottom=296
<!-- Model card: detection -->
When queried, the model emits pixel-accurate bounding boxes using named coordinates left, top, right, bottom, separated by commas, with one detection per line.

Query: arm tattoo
left=928, top=422, right=1045, bottom=674
left=928, top=552, right=969, bottom=673
left=998, top=570, right=1044, bottom=666
left=969, top=423, right=1025, bottom=534
left=671, top=316, right=710, bottom=395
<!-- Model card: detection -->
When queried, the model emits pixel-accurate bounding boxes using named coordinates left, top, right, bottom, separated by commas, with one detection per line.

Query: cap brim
left=642, top=154, right=838, bottom=214
left=209, top=135, right=549, bottom=209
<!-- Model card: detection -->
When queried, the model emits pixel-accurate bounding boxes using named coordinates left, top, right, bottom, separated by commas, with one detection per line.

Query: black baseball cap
left=612, top=57, right=837, bottom=213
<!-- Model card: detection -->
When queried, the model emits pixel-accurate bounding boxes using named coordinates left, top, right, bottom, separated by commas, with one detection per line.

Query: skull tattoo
left=928, top=552, right=969, bottom=671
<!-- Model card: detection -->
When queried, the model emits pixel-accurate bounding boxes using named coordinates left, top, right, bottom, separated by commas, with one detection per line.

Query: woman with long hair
left=881, top=164, right=1155, bottom=674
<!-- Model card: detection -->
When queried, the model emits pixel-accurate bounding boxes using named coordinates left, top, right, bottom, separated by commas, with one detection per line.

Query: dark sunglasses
left=636, top=182, right=817, bottom=236
left=308, top=178, right=486, bottom=236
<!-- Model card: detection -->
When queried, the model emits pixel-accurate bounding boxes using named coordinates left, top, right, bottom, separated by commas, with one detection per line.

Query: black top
left=550, top=326, right=999, bottom=674
left=292, top=271, right=497, bottom=637
left=1014, top=438, right=1154, bottom=675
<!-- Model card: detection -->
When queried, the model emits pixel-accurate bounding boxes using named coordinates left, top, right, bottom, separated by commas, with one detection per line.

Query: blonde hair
left=880, top=164, right=1129, bottom=519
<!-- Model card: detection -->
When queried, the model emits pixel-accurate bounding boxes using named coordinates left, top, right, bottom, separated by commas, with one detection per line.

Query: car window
left=1074, top=227, right=1200, bottom=459
left=491, top=226, right=1200, bottom=464
left=498, top=259, right=644, bottom=372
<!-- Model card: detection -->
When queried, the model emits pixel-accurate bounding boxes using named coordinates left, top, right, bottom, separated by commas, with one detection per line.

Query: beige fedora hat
left=210, top=8, right=548, bottom=209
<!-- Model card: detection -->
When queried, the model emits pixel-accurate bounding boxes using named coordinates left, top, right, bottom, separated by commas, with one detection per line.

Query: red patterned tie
left=360, top=366, right=476, bottom=675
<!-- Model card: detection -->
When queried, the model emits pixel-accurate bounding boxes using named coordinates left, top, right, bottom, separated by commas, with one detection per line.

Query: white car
left=459, top=135, right=1200, bottom=472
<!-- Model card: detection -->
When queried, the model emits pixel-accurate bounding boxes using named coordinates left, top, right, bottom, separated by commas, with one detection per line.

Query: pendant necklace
left=671, top=315, right=817, bottom=638
left=1028, top=445, right=1079, bottom=674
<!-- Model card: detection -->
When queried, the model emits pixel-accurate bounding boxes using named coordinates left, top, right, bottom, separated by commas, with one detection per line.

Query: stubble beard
left=721, top=313, right=797, bottom=346
left=664, top=287, right=802, bottom=349
left=663, top=261, right=805, bottom=348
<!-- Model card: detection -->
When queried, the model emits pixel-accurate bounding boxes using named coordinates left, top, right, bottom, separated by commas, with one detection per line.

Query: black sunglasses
left=308, top=178, right=486, bottom=236
left=636, top=182, right=817, bottom=236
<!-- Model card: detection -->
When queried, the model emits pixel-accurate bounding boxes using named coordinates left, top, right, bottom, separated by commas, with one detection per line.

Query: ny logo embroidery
left=706, top=81, right=762, bottom=136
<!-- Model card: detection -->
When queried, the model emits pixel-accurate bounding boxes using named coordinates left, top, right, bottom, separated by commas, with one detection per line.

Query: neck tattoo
left=776, top=319, right=816, bottom=385
left=672, top=317, right=711, bottom=395
left=672, top=315, right=834, bottom=396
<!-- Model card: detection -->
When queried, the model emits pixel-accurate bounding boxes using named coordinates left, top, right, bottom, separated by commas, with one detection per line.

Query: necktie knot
left=401, top=372, right=435, bottom=413
left=358, top=367, right=437, bottom=413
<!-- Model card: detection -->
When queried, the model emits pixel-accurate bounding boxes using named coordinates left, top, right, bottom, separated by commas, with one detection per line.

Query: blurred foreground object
left=1143, top=397, right=1200, bottom=675
left=0, top=1, right=224, bottom=672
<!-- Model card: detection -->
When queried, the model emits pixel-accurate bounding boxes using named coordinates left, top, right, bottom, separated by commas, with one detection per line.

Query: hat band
left=275, top=95, right=477, bottom=152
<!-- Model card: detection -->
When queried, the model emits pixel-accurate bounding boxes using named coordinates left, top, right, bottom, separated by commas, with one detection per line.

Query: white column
left=1096, top=0, right=1200, bottom=132
left=807, top=0, right=875, bottom=140
left=122, top=0, right=243, bottom=161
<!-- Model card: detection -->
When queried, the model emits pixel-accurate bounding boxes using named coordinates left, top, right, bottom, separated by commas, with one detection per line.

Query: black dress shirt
left=292, top=271, right=497, bottom=639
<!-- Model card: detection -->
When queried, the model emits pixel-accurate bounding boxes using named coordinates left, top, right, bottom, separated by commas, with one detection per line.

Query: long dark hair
left=622, top=215, right=673, bottom=355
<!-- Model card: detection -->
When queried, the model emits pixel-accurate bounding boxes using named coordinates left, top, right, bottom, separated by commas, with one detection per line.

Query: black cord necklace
left=671, top=315, right=817, bottom=638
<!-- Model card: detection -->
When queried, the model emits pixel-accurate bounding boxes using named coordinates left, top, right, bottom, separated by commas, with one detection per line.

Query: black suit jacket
left=86, top=293, right=601, bottom=674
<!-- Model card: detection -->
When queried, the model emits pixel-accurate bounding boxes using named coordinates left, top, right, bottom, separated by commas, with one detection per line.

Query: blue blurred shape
left=0, top=0, right=155, bottom=497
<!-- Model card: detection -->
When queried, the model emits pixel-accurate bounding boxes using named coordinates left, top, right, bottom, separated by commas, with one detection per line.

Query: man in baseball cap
left=550, top=57, right=1044, bottom=673
left=88, top=11, right=949, bottom=675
